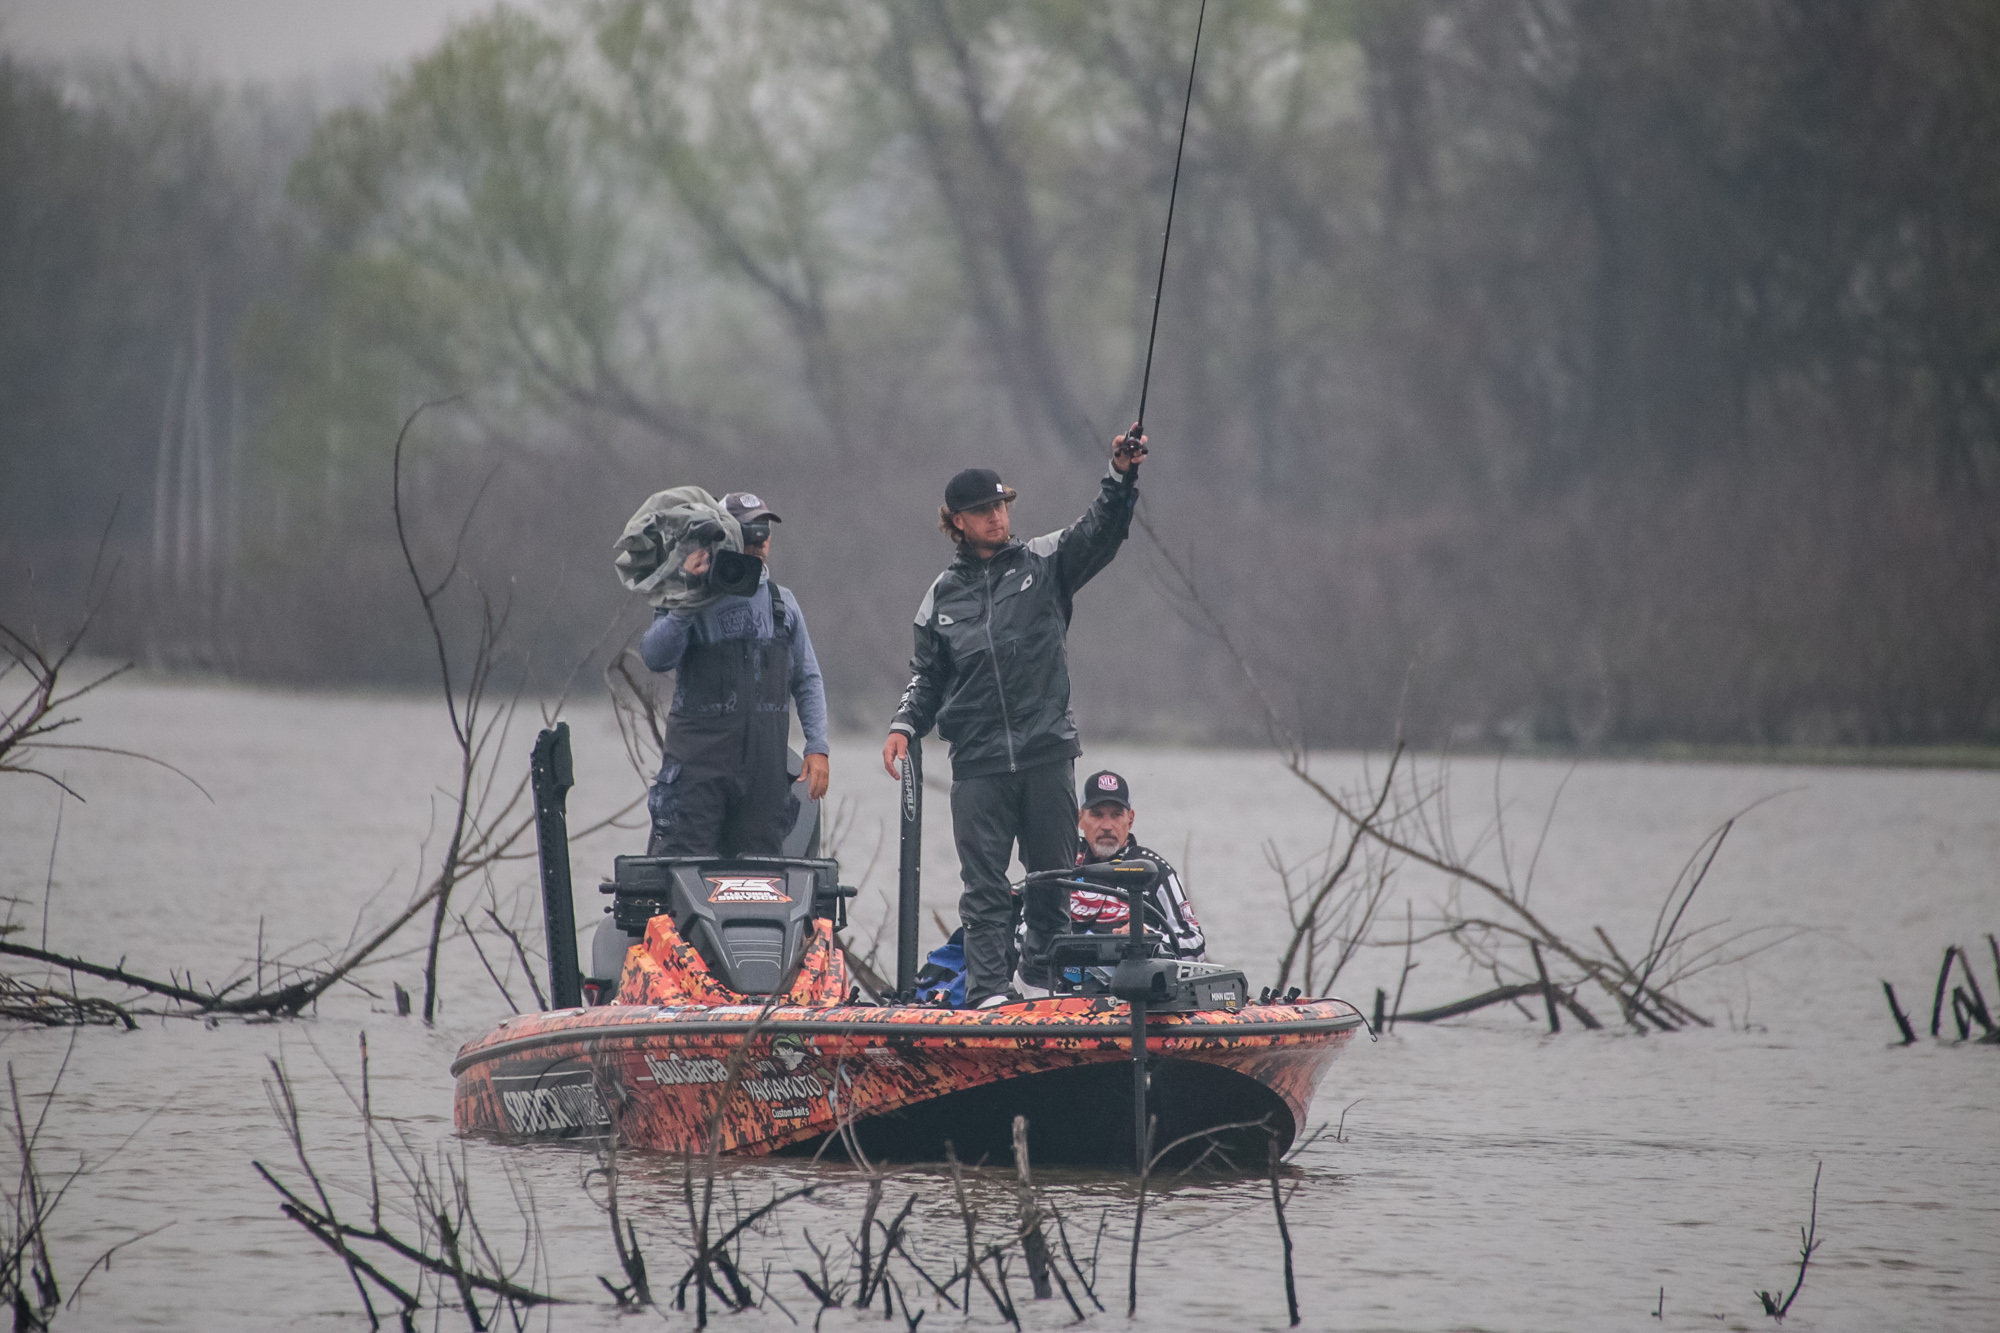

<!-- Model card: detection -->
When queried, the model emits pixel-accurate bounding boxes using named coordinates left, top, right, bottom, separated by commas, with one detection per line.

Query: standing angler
left=881, top=427, right=1149, bottom=1007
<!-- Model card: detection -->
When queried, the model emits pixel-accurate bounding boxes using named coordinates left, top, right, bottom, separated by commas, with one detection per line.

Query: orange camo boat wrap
left=618, top=914, right=853, bottom=1009
left=453, top=914, right=1361, bottom=1157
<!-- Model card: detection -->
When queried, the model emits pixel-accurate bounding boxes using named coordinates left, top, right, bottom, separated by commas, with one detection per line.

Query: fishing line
left=1132, top=0, right=1209, bottom=440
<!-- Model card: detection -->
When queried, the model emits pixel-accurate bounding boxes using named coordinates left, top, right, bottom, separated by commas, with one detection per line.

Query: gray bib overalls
left=646, top=582, right=799, bottom=857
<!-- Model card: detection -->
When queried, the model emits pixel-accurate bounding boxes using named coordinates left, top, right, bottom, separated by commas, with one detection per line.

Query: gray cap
left=722, top=491, right=781, bottom=524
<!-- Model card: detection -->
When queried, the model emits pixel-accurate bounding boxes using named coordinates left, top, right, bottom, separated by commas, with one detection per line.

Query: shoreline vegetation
left=51, top=677, right=2000, bottom=775
left=1493, top=740, right=2000, bottom=773
left=55, top=659, right=2000, bottom=774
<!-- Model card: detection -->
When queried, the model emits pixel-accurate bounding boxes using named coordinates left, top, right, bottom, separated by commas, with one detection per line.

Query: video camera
left=684, top=519, right=765, bottom=597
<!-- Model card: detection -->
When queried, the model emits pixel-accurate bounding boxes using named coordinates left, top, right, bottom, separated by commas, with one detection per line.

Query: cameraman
left=641, top=492, right=830, bottom=856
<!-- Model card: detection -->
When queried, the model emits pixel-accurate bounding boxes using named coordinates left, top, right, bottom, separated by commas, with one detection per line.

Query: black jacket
left=890, top=467, right=1137, bottom=779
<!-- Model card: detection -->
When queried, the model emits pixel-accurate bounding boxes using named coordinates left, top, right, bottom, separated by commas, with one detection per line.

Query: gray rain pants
left=950, top=758, right=1077, bottom=1003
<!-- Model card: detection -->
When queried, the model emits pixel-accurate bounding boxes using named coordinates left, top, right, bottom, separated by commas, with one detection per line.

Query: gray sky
left=0, top=0, right=493, bottom=81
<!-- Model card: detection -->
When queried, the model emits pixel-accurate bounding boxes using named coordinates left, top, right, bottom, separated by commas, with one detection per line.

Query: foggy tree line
left=3, top=0, right=1996, bottom=748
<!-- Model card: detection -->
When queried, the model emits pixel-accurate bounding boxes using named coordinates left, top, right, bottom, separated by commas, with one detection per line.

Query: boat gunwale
left=451, top=1003, right=1363, bottom=1076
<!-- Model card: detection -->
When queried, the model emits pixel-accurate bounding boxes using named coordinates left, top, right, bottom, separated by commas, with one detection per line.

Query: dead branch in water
left=1266, top=1131, right=1300, bottom=1327
left=1390, top=982, right=1552, bottom=1024
left=2, top=1043, right=169, bottom=1327
left=944, top=1141, right=1018, bottom=1331
left=1952, top=945, right=1994, bottom=1034
left=1, top=508, right=210, bottom=804
left=1269, top=745, right=1402, bottom=997
left=1755, top=1161, right=1823, bottom=1320
left=665, top=1000, right=829, bottom=1326
left=0, top=970, right=135, bottom=1030
left=256, top=1040, right=559, bottom=1328
left=823, top=807, right=892, bottom=999
left=1881, top=980, right=1918, bottom=1044
left=1124, top=1115, right=1275, bottom=1317
left=585, top=1051, right=652, bottom=1309
left=606, top=648, right=669, bottom=785
left=1139, top=504, right=1799, bottom=1033
left=1895, top=936, right=2000, bottom=1044
left=1009, top=1116, right=1054, bottom=1303
left=2, top=407, right=641, bottom=1027
left=390, top=397, right=527, bottom=1026
left=3, top=1053, right=75, bottom=1328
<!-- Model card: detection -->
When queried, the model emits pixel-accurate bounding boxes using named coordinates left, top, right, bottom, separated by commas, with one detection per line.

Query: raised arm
left=1030, top=426, right=1146, bottom=598
left=1030, top=466, right=1138, bottom=598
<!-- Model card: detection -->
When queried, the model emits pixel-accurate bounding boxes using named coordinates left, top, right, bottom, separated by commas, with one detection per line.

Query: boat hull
left=453, top=998, right=1363, bottom=1168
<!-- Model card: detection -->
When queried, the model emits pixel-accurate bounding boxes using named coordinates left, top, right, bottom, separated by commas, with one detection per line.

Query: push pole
left=530, top=723, right=582, bottom=1009
left=895, top=741, right=923, bottom=997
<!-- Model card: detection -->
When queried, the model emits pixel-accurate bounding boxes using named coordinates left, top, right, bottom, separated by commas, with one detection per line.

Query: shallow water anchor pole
left=1108, top=880, right=1157, bottom=1175
left=1130, top=994, right=1149, bottom=1175
left=530, top=723, right=582, bottom=1009
left=895, top=742, right=922, bottom=997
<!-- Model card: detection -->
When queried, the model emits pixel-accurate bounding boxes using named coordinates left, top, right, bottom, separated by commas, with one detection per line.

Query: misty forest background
left=5, top=0, right=1997, bottom=751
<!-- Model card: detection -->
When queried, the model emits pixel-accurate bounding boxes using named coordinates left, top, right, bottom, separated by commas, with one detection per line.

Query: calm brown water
left=1, top=675, right=1995, bottom=1331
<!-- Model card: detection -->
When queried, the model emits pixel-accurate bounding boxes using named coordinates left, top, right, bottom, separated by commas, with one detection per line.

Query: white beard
left=1086, top=834, right=1124, bottom=860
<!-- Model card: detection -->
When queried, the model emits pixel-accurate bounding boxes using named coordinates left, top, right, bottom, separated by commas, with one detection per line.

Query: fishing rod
left=1120, top=0, right=1208, bottom=1177
left=1127, top=0, right=1209, bottom=446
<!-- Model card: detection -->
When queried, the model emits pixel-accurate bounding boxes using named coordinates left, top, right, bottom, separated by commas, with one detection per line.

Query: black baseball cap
left=1080, top=770, right=1132, bottom=810
left=944, top=467, right=1018, bottom=513
left=722, top=491, right=782, bottom=524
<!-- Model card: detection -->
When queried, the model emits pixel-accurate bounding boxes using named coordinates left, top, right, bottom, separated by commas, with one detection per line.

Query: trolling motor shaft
left=1032, top=859, right=1167, bottom=1174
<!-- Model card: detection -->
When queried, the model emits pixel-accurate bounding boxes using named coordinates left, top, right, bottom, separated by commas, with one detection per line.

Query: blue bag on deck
left=911, top=928, right=968, bottom=1008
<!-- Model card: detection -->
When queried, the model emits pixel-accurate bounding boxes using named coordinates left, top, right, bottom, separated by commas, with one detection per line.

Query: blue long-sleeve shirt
left=639, top=569, right=830, bottom=756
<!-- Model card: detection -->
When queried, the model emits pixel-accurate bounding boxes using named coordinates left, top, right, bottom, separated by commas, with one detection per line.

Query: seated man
left=1054, top=770, right=1205, bottom=964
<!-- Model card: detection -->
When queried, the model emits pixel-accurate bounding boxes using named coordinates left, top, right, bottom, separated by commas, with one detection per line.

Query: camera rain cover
left=612, top=485, right=744, bottom=611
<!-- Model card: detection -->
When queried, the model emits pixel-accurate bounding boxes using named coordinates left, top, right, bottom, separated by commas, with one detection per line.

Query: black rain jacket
left=890, top=467, right=1137, bottom=779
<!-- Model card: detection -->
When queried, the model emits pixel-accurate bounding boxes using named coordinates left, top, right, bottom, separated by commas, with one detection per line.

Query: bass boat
left=452, top=726, right=1365, bottom=1171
